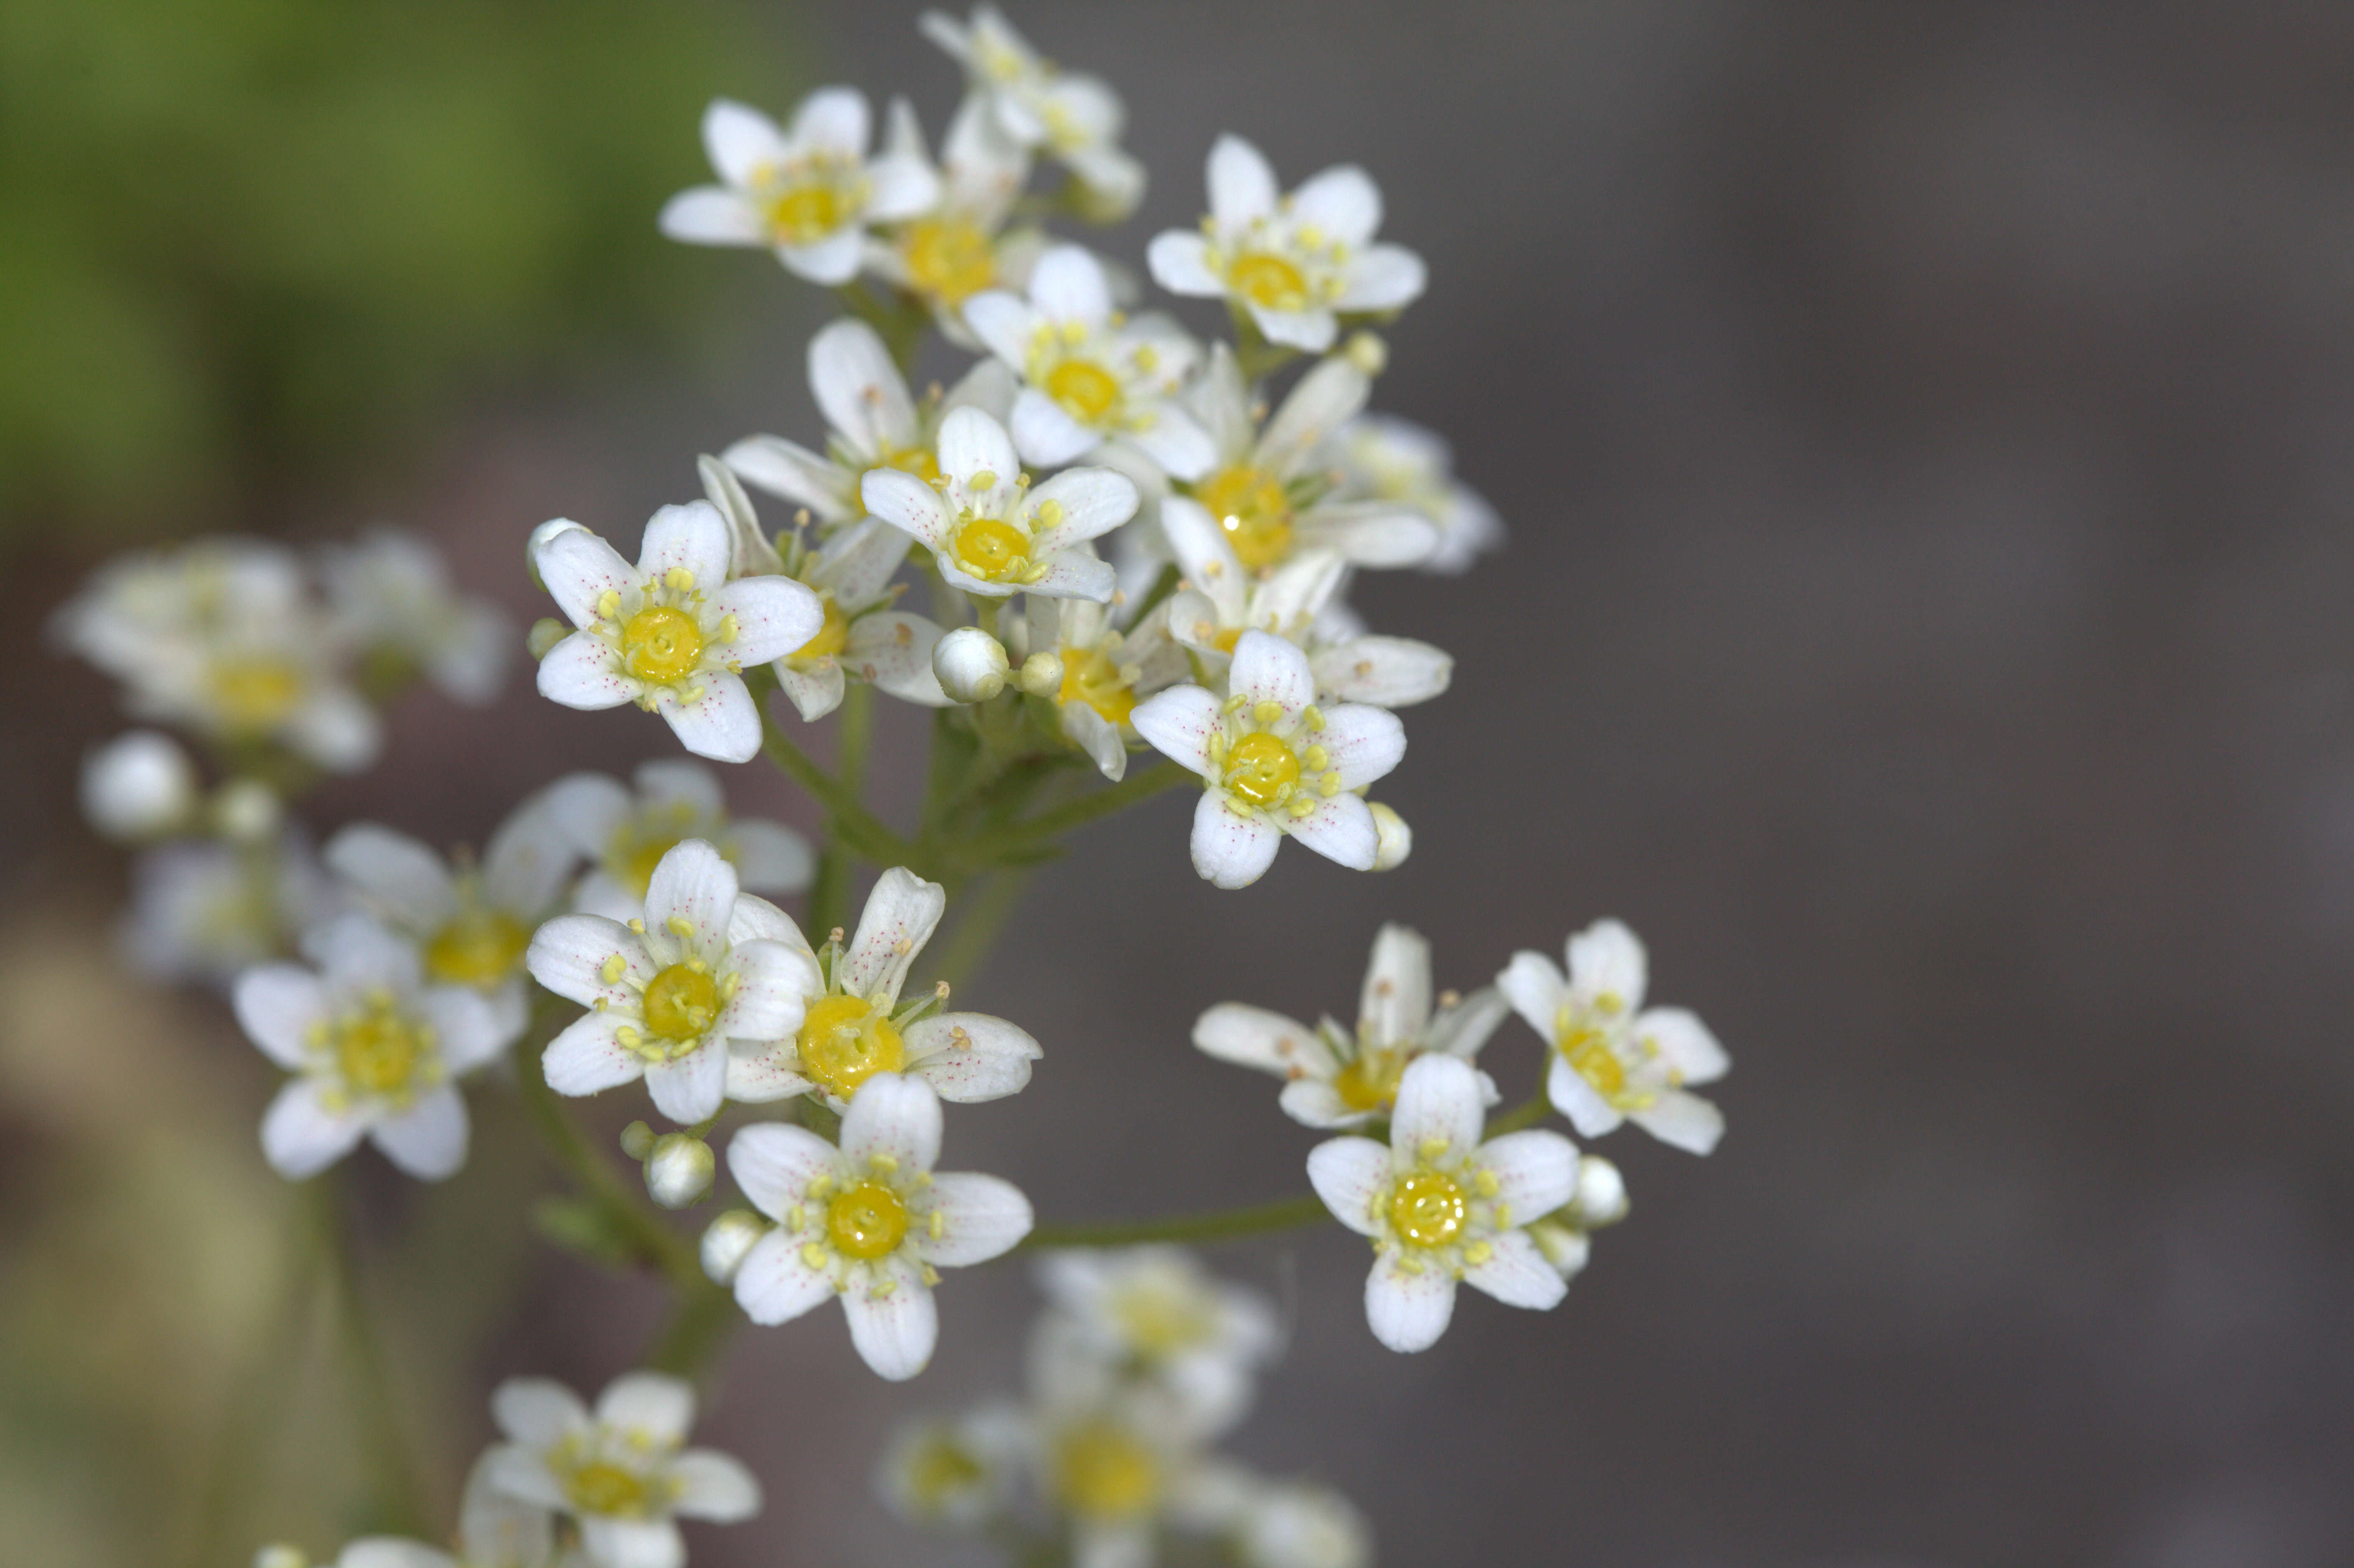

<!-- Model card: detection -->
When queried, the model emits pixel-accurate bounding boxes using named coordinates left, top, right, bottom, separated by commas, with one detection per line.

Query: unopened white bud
left=1342, top=330, right=1388, bottom=376
left=212, top=778, right=283, bottom=844
left=254, top=1547, right=310, bottom=1568
left=933, top=625, right=1009, bottom=703
left=1368, top=802, right=1411, bottom=870
left=645, top=1133, right=715, bottom=1209
left=81, top=731, right=196, bottom=841
left=526, top=616, right=570, bottom=659
left=701, top=1208, right=769, bottom=1284
left=1571, top=1155, right=1628, bottom=1227
left=1528, top=1219, right=1592, bottom=1279
left=618, top=1119, right=656, bottom=1161
left=1018, top=650, right=1065, bottom=698
left=526, top=517, right=587, bottom=590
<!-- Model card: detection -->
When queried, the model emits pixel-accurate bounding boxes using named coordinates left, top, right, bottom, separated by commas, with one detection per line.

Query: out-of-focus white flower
left=325, top=1451, right=569, bottom=1568
left=660, top=90, right=939, bottom=284
left=1325, top=414, right=1503, bottom=576
left=529, top=501, right=824, bottom=763
left=644, top=1132, right=716, bottom=1209
left=1032, top=1247, right=1279, bottom=1439
left=234, top=913, right=519, bottom=1181
left=320, top=530, right=513, bottom=705
left=932, top=625, right=1010, bottom=702
left=726, top=866, right=1041, bottom=1109
left=1194, top=923, right=1509, bottom=1128
left=1307, top=1055, right=1580, bottom=1352
left=1149, top=135, right=1424, bottom=354
left=1527, top=1154, right=1630, bottom=1282
left=869, top=97, right=1038, bottom=334
left=122, top=836, right=334, bottom=986
left=875, top=1402, right=1028, bottom=1532
left=920, top=5, right=1144, bottom=219
left=863, top=405, right=1134, bottom=601
left=526, top=839, right=818, bottom=1125
left=727, top=1072, right=1033, bottom=1380
left=1023, top=1380, right=1214, bottom=1568
left=484, top=1371, right=761, bottom=1568
left=1131, top=630, right=1404, bottom=889
left=1018, top=595, right=1186, bottom=780
left=1497, top=918, right=1729, bottom=1155
left=324, top=798, right=576, bottom=1042
left=542, top=760, right=811, bottom=924
left=82, top=730, right=198, bottom=840
left=1226, top=1478, right=1374, bottom=1568
left=963, top=245, right=1213, bottom=480
left=699, top=1208, right=768, bottom=1286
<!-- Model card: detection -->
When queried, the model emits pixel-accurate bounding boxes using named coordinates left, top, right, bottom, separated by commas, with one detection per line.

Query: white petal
left=643, top=839, right=737, bottom=965
left=714, top=940, right=817, bottom=1042
left=1249, top=304, right=1338, bottom=354
left=779, top=227, right=865, bottom=286
left=959, top=289, right=1036, bottom=368
left=481, top=1444, right=569, bottom=1510
left=234, top=964, right=326, bottom=1068
left=636, top=501, right=732, bottom=590
left=1207, top=134, right=1278, bottom=229
left=845, top=612, right=952, bottom=705
left=1639, top=1006, right=1729, bottom=1085
left=726, top=1121, right=838, bottom=1217
left=1191, top=1003, right=1327, bottom=1079
left=1060, top=699, right=1127, bottom=781
left=902, top=1013, right=1040, bottom=1101
left=635, top=757, right=722, bottom=820
left=913, top=1172, right=1032, bottom=1266
left=1276, top=791, right=1378, bottom=871
left=1631, top=1090, right=1725, bottom=1155
left=526, top=914, right=651, bottom=1009
left=536, top=631, right=636, bottom=711
left=809, top=319, right=916, bottom=457
left=1158, top=500, right=1247, bottom=624
left=1190, top=791, right=1282, bottom=888
left=669, top=1450, right=763, bottom=1522
left=260, top=1078, right=367, bottom=1178
left=1427, top=987, right=1512, bottom=1060
left=702, top=99, right=791, bottom=186
left=1333, top=244, right=1426, bottom=312
left=305, top=913, right=420, bottom=994
left=1388, top=1055, right=1483, bottom=1160
left=1313, top=703, right=1405, bottom=790
left=1026, top=468, right=1137, bottom=551
left=1462, top=1229, right=1568, bottom=1311
left=538, top=772, right=632, bottom=859
left=580, top=1517, right=684, bottom=1568
left=775, top=658, right=846, bottom=721
left=723, top=1040, right=816, bottom=1104
left=1495, top=950, right=1567, bottom=1039
left=789, top=86, right=870, bottom=156
left=1289, top=164, right=1382, bottom=245
left=1358, top=924, right=1431, bottom=1049
left=1026, top=243, right=1111, bottom=324
left=323, top=825, right=457, bottom=930
left=457, top=1448, right=555, bottom=1564
left=482, top=801, right=577, bottom=916
left=723, top=436, right=851, bottom=516
left=839, top=867, right=946, bottom=1001
left=1545, top=1054, right=1625, bottom=1140
left=843, top=1256, right=938, bottom=1380
left=534, top=527, right=637, bottom=628
left=655, top=671, right=762, bottom=764
left=595, top=1372, right=696, bottom=1445
left=1124, top=405, right=1216, bottom=483
left=1009, top=388, right=1101, bottom=467
left=1306, top=1136, right=1390, bottom=1236
left=1311, top=635, right=1451, bottom=708
left=865, top=151, right=942, bottom=219
left=1227, top=630, right=1314, bottom=715
left=542, top=1013, right=646, bottom=1098
left=1018, top=549, right=1117, bottom=603
left=1129, top=685, right=1221, bottom=777
left=861, top=467, right=954, bottom=551
left=644, top=1044, right=727, bottom=1124
left=658, top=187, right=765, bottom=246
left=1279, top=1079, right=1370, bottom=1128
left=415, top=985, right=515, bottom=1075
left=838, top=1071, right=942, bottom=1173
left=1299, top=502, right=1440, bottom=567
left=1146, top=229, right=1221, bottom=298
left=937, top=404, right=1019, bottom=489
left=1365, top=1250, right=1457, bottom=1352
left=734, top=1230, right=835, bottom=1324
left=1568, top=919, right=1648, bottom=1010
left=1476, top=1129, right=1581, bottom=1218
left=370, top=1087, right=469, bottom=1181
left=709, top=575, right=824, bottom=667
left=491, top=1377, right=590, bottom=1445
left=1258, top=357, right=1369, bottom=473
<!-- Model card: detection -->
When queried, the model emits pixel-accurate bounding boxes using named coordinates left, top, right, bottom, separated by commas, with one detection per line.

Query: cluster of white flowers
left=878, top=1247, right=1371, bottom=1568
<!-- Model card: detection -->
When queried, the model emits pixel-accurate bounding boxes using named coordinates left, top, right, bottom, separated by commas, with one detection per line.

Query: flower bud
left=618, top=1119, right=656, bottom=1161
left=526, top=517, right=587, bottom=590
left=1368, top=802, right=1412, bottom=870
left=1571, top=1155, right=1629, bottom=1228
left=81, top=731, right=196, bottom=841
left=526, top=616, right=571, bottom=659
left=1018, top=650, right=1065, bottom=698
left=701, top=1207, right=769, bottom=1284
left=1342, top=330, right=1388, bottom=376
left=1528, top=1219, right=1592, bottom=1280
left=254, top=1548, right=310, bottom=1568
left=644, top=1132, right=715, bottom=1209
left=932, top=625, right=1009, bottom=703
left=212, top=778, right=283, bottom=844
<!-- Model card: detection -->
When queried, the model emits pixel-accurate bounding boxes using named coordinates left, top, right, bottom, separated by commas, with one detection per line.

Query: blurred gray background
left=8, top=2, right=2354, bottom=1565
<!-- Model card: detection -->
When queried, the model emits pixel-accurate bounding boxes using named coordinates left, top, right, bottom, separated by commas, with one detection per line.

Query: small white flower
left=327, top=1450, right=567, bottom=1568
left=234, top=913, right=520, bottom=1181
left=1031, top=1247, right=1279, bottom=1440
left=920, top=5, right=1145, bottom=219
left=723, top=316, right=1014, bottom=528
left=874, top=1401, right=1028, bottom=1531
left=963, top=244, right=1214, bottom=479
left=1497, top=918, right=1729, bottom=1155
left=659, top=89, right=940, bottom=285
left=725, top=866, right=1042, bottom=1109
left=1022, top=1380, right=1213, bottom=1568
left=122, top=835, right=335, bottom=986
left=1149, top=135, right=1425, bottom=354
left=82, top=730, right=198, bottom=841
left=529, top=499, right=824, bottom=763
left=1194, top=923, right=1509, bottom=1128
left=1224, top=1477, right=1374, bottom=1568
left=1306, top=1054, right=1581, bottom=1352
left=484, top=1371, right=761, bottom=1568
left=727, top=1072, right=1034, bottom=1380
left=324, top=798, right=577, bottom=1043
left=319, top=530, right=513, bottom=705
left=541, top=760, right=812, bottom=924
left=1130, top=630, right=1405, bottom=889
left=867, top=96, right=1037, bottom=334
left=1020, top=594, right=1187, bottom=781
left=1324, top=414, right=1503, bottom=575
left=862, top=404, right=1135, bottom=602
left=1526, top=1154, right=1630, bottom=1282
left=526, top=839, right=819, bottom=1125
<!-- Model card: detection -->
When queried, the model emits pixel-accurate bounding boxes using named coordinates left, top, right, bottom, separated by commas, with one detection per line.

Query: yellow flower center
left=826, top=1179, right=909, bottom=1260
left=1556, top=1009, right=1653, bottom=1111
left=1209, top=626, right=1243, bottom=654
left=424, top=907, right=529, bottom=989
left=642, top=963, right=719, bottom=1042
left=209, top=657, right=305, bottom=728
left=1229, top=251, right=1310, bottom=312
left=621, top=605, right=704, bottom=684
left=797, top=994, right=905, bottom=1098
left=953, top=515, right=1030, bottom=582
left=768, top=182, right=846, bottom=246
left=1195, top=464, right=1295, bottom=569
left=1332, top=1050, right=1406, bottom=1114
left=1053, top=1422, right=1161, bottom=1521
left=1222, top=731, right=1300, bottom=809
left=1045, top=358, right=1120, bottom=423
left=903, top=216, right=997, bottom=305
left=1388, top=1169, right=1466, bottom=1248
left=564, top=1461, right=652, bottom=1517
left=608, top=828, right=684, bottom=899
left=794, top=596, right=849, bottom=661
left=1110, top=1287, right=1215, bottom=1358
left=1058, top=645, right=1135, bottom=725
left=883, top=445, right=942, bottom=484
left=905, top=1435, right=986, bottom=1510
left=333, top=1001, right=429, bottom=1098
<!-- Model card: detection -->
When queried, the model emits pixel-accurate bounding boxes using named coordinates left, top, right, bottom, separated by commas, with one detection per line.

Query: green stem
left=805, top=683, right=880, bottom=935
left=761, top=705, right=907, bottom=872
left=926, top=868, right=1032, bottom=995
left=1485, top=1091, right=1553, bottom=1137
left=318, top=1176, right=429, bottom=1536
left=1021, top=1191, right=1329, bottom=1250
left=963, top=759, right=1192, bottom=862
left=644, top=1278, right=739, bottom=1381
left=514, top=1033, right=701, bottom=1287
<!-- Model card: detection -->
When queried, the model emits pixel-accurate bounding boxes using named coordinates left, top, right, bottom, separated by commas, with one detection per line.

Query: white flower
left=1022, top=1379, right=1214, bottom=1568
left=867, top=96, right=1037, bottom=332
left=319, top=530, right=513, bottom=704
left=1032, top=1247, right=1279, bottom=1439
left=1020, top=594, right=1187, bottom=780
left=82, top=730, right=198, bottom=841
left=963, top=244, right=1214, bottom=479
left=526, top=839, right=819, bottom=1125
left=862, top=405, right=1134, bottom=601
left=541, top=760, right=812, bottom=923
left=920, top=5, right=1145, bottom=219
left=723, top=316, right=1014, bottom=528
left=122, top=835, right=334, bottom=986
left=485, top=1371, right=761, bottom=1568
left=1526, top=1154, right=1630, bottom=1282
left=324, top=798, right=577, bottom=1042
left=658, top=89, right=939, bottom=285
left=1194, top=923, right=1509, bottom=1128
left=327, top=1451, right=569, bottom=1568
left=725, top=866, right=1041, bottom=1109
left=1224, top=1477, right=1373, bottom=1568
left=1324, top=414, right=1502, bottom=575
left=874, top=1401, right=1028, bottom=1531
left=529, top=500, right=824, bottom=763
left=1307, top=1054, right=1581, bottom=1352
left=726, top=1072, right=1033, bottom=1380
left=1497, top=918, right=1729, bottom=1155
left=234, top=913, right=520, bottom=1180
left=1130, top=630, right=1405, bottom=889
left=1148, top=135, right=1425, bottom=354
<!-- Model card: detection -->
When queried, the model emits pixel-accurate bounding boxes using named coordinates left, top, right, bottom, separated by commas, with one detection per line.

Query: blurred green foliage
left=0, top=0, right=788, bottom=544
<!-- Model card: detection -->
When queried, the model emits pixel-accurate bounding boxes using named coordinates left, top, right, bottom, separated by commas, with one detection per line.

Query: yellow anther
left=600, top=955, right=627, bottom=985
left=1286, top=795, right=1317, bottom=818
left=663, top=565, right=695, bottom=592
left=1223, top=693, right=1249, bottom=714
left=969, top=469, right=997, bottom=492
left=716, top=614, right=740, bottom=645
left=1473, top=1169, right=1501, bottom=1198
left=1035, top=498, right=1064, bottom=527
left=928, top=1210, right=946, bottom=1240
left=1252, top=699, right=1284, bottom=724
left=1302, top=745, right=1329, bottom=771
left=628, top=917, right=647, bottom=934
left=596, top=590, right=621, bottom=620
left=1419, top=1135, right=1450, bottom=1159
left=1205, top=732, right=1226, bottom=763
left=920, top=1264, right=941, bottom=1286
left=615, top=1025, right=643, bottom=1047
left=869, top=1153, right=899, bottom=1174
left=1463, top=1240, right=1493, bottom=1266
left=1494, top=1203, right=1513, bottom=1228
left=1303, top=705, right=1327, bottom=732
left=801, top=1243, right=829, bottom=1269
left=892, top=938, right=912, bottom=956
left=806, top=1172, right=834, bottom=1197
left=1319, top=771, right=1342, bottom=797
left=872, top=1278, right=897, bottom=1298
left=666, top=915, right=695, bottom=938
left=786, top=1205, right=806, bottom=1231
